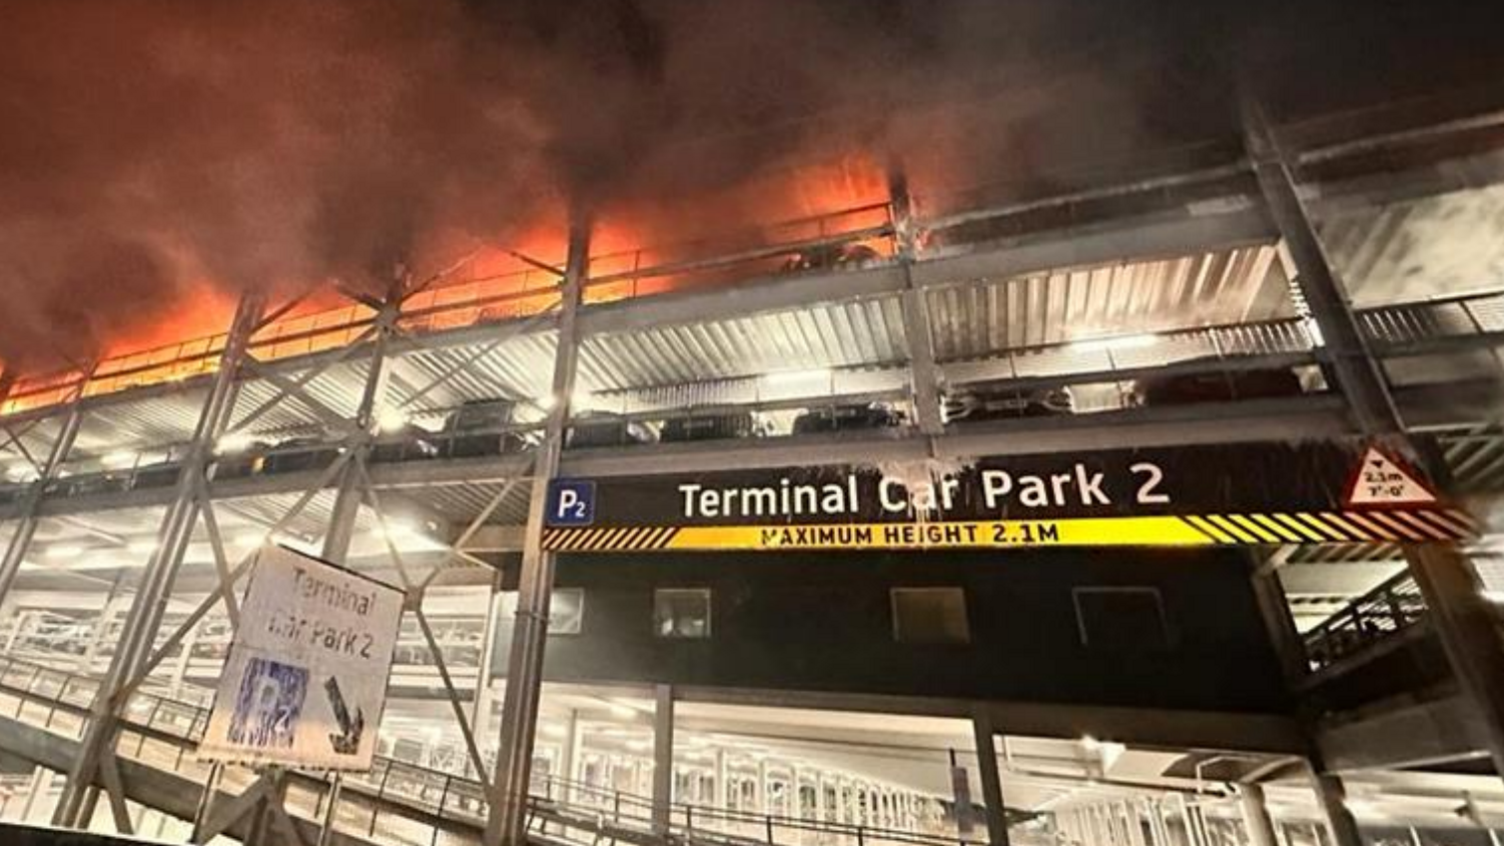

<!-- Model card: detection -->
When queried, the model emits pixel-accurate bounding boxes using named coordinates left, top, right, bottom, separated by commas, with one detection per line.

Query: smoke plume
left=1, top=0, right=1501, bottom=370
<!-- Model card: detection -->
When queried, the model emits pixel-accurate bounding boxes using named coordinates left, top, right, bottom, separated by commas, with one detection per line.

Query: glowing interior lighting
left=45, top=545, right=83, bottom=560
left=1066, top=333, right=1159, bottom=355
left=216, top=433, right=255, bottom=455
left=231, top=534, right=263, bottom=549
left=763, top=368, right=833, bottom=387
left=609, top=703, right=636, bottom=719
left=126, top=539, right=159, bottom=554
left=101, top=451, right=136, bottom=470
left=375, top=407, right=408, bottom=434
left=2, top=465, right=35, bottom=483
left=625, top=739, right=652, bottom=753
left=540, top=723, right=566, bottom=739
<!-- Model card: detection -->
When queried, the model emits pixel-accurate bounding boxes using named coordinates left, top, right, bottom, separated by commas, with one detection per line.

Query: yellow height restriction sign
left=541, top=509, right=1476, bottom=552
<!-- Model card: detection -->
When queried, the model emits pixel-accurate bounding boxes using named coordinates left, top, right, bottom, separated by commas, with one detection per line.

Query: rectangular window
left=1072, top=587, right=1171, bottom=650
left=891, top=587, right=970, bottom=644
left=654, top=588, right=711, bottom=639
left=502, top=589, right=585, bottom=635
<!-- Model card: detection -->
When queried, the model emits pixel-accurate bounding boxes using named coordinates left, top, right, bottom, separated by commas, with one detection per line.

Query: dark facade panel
left=493, top=548, right=1290, bottom=715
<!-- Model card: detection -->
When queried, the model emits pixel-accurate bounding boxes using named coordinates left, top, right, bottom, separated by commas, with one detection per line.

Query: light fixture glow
left=216, top=433, right=255, bottom=455
left=1066, top=333, right=1159, bottom=355
left=45, top=545, right=83, bottom=560
left=763, top=368, right=833, bottom=387
left=101, top=451, right=136, bottom=470
left=375, top=407, right=408, bottom=434
left=126, top=539, right=158, bottom=554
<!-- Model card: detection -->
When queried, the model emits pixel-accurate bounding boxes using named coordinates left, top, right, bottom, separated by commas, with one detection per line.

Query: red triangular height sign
left=1345, top=447, right=1438, bottom=507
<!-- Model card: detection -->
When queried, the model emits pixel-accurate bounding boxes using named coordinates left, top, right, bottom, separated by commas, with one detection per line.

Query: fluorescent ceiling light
left=763, top=368, right=832, bottom=386
left=375, top=407, right=407, bottom=434
left=216, top=434, right=255, bottom=455
left=1066, top=333, right=1159, bottom=354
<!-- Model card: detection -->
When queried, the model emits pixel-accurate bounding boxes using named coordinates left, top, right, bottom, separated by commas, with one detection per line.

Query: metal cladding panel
left=388, top=332, right=558, bottom=411
left=1441, top=426, right=1504, bottom=495
left=71, top=390, right=213, bottom=456
left=926, top=245, right=1277, bottom=362
left=215, top=490, right=344, bottom=544
left=576, top=295, right=908, bottom=391
left=388, top=480, right=533, bottom=526
left=1319, top=182, right=1504, bottom=306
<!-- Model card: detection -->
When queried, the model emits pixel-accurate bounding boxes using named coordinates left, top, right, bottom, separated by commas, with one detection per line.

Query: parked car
left=0, top=483, right=30, bottom=507
left=262, top=437, right=341, bottom=474
left=441, top=398, right=527, bottom=458
left=211, top=441, right=271, bottom=480
left=567, top=411, right=656, bottom=449
left=779, top=243, right=881, bottom=274
left=133, top=460, right=182, bottom=489
left=943, top=386, right=1075, bottom=422
left=371, top=424, right=441, bottom=463
left=47, top=471, right=130, bottom=497
left=1132, top=368, right=1304, bottom=406
left=660, top=411, right=769, bottom=443
left=792, top=402, right=905, bottom=435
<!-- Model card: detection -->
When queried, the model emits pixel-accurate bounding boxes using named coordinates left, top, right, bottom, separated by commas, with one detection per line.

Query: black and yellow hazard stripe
left=1178, top=508, right=1476, bottom=544
left=543, top=526, right=681, bottom=551
left=542, top=508, right=1477, bottom=552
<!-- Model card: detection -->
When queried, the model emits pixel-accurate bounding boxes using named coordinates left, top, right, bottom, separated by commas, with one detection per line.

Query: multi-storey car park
left=0, top=92, right=1502, bottom=846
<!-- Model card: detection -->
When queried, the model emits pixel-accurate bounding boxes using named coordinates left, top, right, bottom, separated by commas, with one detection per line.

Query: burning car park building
left=2, top=2, right=1504, bottom=845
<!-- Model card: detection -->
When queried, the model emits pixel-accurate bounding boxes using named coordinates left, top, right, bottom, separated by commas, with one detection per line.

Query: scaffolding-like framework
left=0, top=100, right=1501, bottom=846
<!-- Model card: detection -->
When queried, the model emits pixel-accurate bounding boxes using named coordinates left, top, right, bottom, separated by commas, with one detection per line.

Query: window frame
left=889, top=586, right=972, bottom=645
left=548, top=587, right=586, bottom=636
left=1070, top=585, right=1172, bottom=649
left=653, top=587, right=713, bottom=640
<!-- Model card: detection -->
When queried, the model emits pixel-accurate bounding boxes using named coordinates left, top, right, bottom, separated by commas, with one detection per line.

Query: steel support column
left=652, top=683, right=675, bottom=833
left=1239, top=784, right=1278, bottom=846
left=972, top=710, right=1011, bottom=846
left=1307, top=769, right=1362, bottom=846
left=1246, top=98, right=1504, bottom=782
left=485, top=215, right=591, bottom=846
left=471, top=572, right=505, bottom=759
left=55, top=294, right=264, bottom=828
left=889, top=169, right=945, bottom=436
left=0, top=400, right=85, bottom=611
left=323, top=286, right=401, bottom=564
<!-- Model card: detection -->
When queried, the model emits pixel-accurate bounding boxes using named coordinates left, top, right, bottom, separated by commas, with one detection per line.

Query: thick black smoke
left=1, top=0, right=1501, bottom=369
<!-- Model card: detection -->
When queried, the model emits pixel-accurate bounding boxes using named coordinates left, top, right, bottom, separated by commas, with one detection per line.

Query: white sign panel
left=198, top=546, right=404, bottom=771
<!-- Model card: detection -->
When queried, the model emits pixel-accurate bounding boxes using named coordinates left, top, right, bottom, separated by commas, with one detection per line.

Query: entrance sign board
left=198, top=546, right=404, bottom=771
left=544, top=440, right=1474, bottom=551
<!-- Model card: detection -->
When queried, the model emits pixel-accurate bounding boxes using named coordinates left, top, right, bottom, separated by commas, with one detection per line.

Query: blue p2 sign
left=547, top=480, right=596, bottom=526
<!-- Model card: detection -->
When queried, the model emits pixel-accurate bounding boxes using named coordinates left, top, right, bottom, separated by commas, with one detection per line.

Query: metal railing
left=0, top=654, right=979, bottom=846
left=1301, top=570, right=1428, bottom=672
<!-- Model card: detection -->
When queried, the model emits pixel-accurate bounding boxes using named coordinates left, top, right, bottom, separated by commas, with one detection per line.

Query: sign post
left=198, top=546, right=404, bottom=771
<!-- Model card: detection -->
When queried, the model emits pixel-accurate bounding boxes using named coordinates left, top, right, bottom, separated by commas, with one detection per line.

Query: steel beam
left=1246, top=97, right=1504, bottom=784
left=652, top=684, right=674, bottom=834
left=971, top=708, right=1011, bottom=846
left=485, top=215, right=591, bottom=846
left=0, top=401, right=84, bottom=611
left=889, top=169, right=945, bottom=436
left=54, top=295, right=263, bottom=829
left=1238, top=784, right=1278, bottom=846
